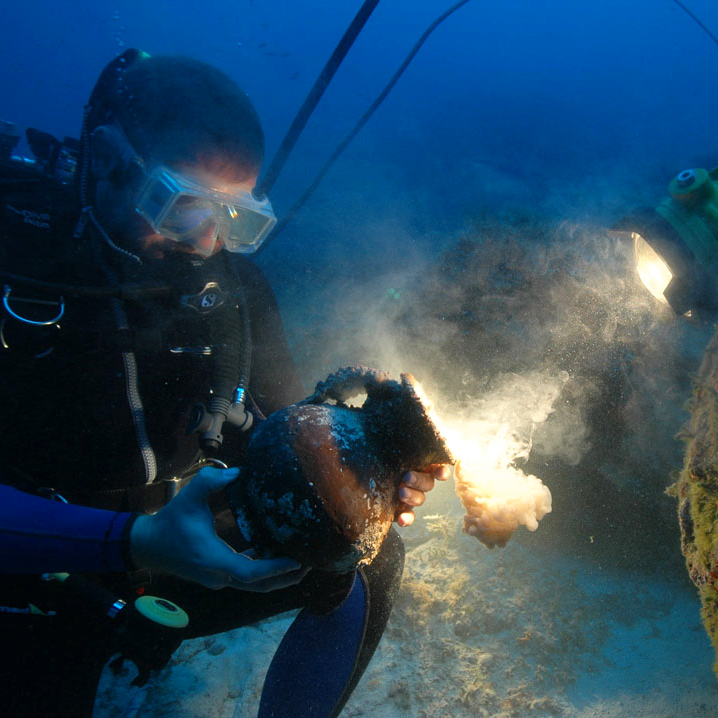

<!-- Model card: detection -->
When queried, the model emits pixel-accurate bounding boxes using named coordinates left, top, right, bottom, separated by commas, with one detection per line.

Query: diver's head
left=85, top=51, right=275, bottom=259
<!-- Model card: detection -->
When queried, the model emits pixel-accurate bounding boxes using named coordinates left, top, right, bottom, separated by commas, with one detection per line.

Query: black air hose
left=207, top=302, right=243, bottom=413
left=196, top=275, right=253, bottom=453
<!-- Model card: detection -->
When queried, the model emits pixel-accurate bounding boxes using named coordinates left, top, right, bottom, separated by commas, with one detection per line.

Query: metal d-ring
left=3, top=285, right=65, bottom=326
left=203, top=457, right=229, bottom=469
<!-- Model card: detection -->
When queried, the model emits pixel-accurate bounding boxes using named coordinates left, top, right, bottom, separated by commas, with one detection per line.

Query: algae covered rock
left=671, top=329, right=718, bottom=679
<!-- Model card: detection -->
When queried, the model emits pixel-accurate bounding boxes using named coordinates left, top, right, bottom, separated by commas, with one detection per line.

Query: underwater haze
left=6, top=0, right=718, bottom=716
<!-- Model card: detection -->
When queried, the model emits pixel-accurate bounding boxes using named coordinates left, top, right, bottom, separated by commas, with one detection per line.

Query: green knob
left=134, top=595, right=189, bottom=628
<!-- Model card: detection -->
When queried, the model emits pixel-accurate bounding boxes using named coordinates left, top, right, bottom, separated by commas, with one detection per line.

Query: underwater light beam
left=416, top=374, right=559, bottom=549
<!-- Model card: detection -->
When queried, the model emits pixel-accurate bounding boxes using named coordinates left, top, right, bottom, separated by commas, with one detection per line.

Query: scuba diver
left=0, top=50, right=448, bottom=716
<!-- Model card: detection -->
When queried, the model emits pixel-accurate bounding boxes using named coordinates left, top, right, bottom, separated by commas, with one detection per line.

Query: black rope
left=254, top=0, right=381, bottom=199
left=259, top=0, right=474, bottom=250
left=670, top=0, right=718, bottom=51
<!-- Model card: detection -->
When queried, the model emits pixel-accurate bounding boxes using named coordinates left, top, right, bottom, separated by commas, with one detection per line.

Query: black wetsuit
left=0, top=166, right=404, bottom=717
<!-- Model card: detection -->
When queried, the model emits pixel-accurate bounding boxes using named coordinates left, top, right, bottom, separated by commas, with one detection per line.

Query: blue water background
left=4, top=2, right=718, bottom=713
left=4, top=0, right=718, bottom=277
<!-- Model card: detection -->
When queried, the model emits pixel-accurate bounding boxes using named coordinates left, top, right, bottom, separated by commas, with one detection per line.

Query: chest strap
left=67, top=476, right=193, bottom=514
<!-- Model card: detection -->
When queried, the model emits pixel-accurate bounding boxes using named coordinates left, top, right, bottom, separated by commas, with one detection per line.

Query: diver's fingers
left=237, top=565, right=311, bottom=593
left=182, top=466, right=240, bottom=504
left=222, top=552, right=309, bottom=592
left=205, top=548, right=304, bottom=590
left=421, top=463, right=450, bottom=480
left=398, top=484, right=427, bottom=507
left=229, top=552, right=302, bottom=582
left=432, top=464, right=451, bottom=481
left=401, top=470, right=435, bottom=494
left=396, top=510, right=415, bottom=528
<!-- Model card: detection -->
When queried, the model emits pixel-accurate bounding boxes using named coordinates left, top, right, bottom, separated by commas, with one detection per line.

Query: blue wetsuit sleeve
left=0, top=484, right=137, bottom=574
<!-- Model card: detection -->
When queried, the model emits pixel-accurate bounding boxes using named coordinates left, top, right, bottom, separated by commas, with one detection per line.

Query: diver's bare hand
left=130, top=466, right=307, bottom=591
left=395, top=464, right=450, bottom=527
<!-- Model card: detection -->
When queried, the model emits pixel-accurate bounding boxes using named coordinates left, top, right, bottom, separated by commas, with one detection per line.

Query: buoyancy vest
left=0, top=161, right=304, bottom=510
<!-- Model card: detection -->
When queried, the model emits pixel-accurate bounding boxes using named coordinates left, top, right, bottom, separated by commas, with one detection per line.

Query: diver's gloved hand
left=130, top=467, right=308, bottom=591
left=395, top=464, right=450, bottom=527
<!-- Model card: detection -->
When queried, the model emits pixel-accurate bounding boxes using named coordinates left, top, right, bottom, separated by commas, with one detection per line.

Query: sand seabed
left=95, top=514, right=718, bottom=718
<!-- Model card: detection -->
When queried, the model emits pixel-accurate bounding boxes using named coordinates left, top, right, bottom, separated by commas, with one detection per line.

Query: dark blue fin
left=259, top=570, right=368, bottom=717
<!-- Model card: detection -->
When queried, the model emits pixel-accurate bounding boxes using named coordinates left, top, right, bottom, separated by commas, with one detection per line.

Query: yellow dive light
left=613, top=167, right=718, bottom=319
left=633, top=231, right=673, bottom=306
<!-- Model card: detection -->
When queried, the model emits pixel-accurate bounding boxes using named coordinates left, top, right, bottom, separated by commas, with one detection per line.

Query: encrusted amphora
left=228, top=366, right=454, bottom=572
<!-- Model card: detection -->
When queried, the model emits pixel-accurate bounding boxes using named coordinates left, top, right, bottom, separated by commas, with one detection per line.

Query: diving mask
left=103, top=122, right=277, bottom=256
left=135, top=166, right=276, bottom=256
